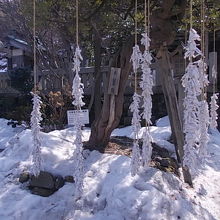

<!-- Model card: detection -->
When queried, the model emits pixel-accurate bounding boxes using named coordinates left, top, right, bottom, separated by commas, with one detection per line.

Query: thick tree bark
left=92, top=24, right=102, bottom=119
left=86, top=0, right=185, bottom=150
left=87, top=23, right=103, bottom=144
left=85, top=0, right=192, bottom=186
left=85, top=38, right=133, bottom=151
left=157, top=45, right=192, bottom=186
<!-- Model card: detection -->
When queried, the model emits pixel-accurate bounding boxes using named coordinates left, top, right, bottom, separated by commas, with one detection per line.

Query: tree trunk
left=84, top=0, right=192, bottom=186
left=93, top=25, right=102, bottom=119
left=157, top=45, right=192, bottom=186
left=85, top=38, right=133, bottom=151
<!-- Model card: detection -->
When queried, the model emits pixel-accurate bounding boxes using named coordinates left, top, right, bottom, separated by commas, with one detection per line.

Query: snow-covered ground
left=0, top=52, right=7, bottom=72
left=0, top=117, right=220, bottom=220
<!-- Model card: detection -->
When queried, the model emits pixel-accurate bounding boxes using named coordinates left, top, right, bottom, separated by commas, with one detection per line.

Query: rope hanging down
left=30, top=0, right=43, bottom=177
left=201, top=0, right=205, bottom=99
left=210, top=28, right=219, bottom=130
left=129, top=0, right=142, bottom=176
left=33, top=0, right=37, bottom=93
left=134, top=0, right=138, bottom=92
left=198, top=0, right=209, bottom=159
left=140, top=0, right=153, bottom=167
left=181, top=0, right=209, bottom=174
left=71, top=0, right=85, bottom=199
left=130, top=0, right=154, bottom=175
left=213, top=29, right=217, bottom=93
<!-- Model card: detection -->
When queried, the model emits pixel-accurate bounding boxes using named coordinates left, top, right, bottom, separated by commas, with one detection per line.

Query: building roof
left=5, top=35, right=30, bottom=52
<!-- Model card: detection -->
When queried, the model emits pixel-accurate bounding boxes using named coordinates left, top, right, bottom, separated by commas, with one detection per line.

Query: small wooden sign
left=67, top=109, right=89, bottom=125
left=108, top=67, right=121, bottom=95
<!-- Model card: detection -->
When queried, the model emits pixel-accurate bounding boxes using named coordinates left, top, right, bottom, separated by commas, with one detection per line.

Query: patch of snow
left=0, top=58, right=7, bottom=66
left=15, top=38, right=28, bottom=45
left=156, top=115, right=170, bottom=127
left=0, top=67, right=7, bottom=72
left=0, top=118, right=219, bottom=219
left=112, top=125, right=173, bottom=153
left=0, top=57, right=7, bottom=72
left=0, top=119, right=24, bottom=150
left=112, top=125, right=171, bottom=141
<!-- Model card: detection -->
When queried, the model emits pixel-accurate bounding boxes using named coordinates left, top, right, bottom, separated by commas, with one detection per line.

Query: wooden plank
left=157, top=46, right=192, bottom=186
left=106, top=95, right=116, bottom=131
left=108, top=67, right=121, bottom=95
left=178, top=81, right=185, bottom=126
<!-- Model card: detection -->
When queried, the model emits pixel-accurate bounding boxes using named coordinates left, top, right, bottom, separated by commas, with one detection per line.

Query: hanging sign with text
left=67, top=109, right=89, bottom=125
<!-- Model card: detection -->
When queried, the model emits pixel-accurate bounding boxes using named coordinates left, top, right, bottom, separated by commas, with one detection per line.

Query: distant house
left=0, top=36, right=33, bottom=95
left=0, top=51, right=11, bottom=94
left=4, top=35, right=33, bottom=71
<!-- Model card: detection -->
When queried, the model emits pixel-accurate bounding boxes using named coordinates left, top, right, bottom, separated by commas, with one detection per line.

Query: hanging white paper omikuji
left=212, top=66, right=217, bottom=80
left=196, top=57, right=210, bottom=158
left=182, top=63, right=200, bottom=173
left=130, top=44, right=142, bottom=73
left=72, top=46, right=85, bottom=107
left=72, top=45, right=85, bottom=199
left=130, top=44, right=142, bottom=176
left=142, top=129, right=152, bottom=167
left=198, top=100, right=209, bottom=158
left=182, top=29, right=203, bottom=174
left=30, top=93, right=43, bottom=177
left=140, top=32, right=154, bottom=167
left=196, top=59, right=209, bottom=89
left=184, top=29, right=202, bottom=59
left=210, top=62, right=218, bottom=130
left=210, top=93, right=219, bottom=130
left=130, top=92, right=141, bottom=176
left=140, top=33, right=153, bottom=125
left=73, top=120, right=84, bottom=198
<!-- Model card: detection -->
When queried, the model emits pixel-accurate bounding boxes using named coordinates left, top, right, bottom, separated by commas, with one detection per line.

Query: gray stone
left=28, top=171, right=66, bottom=197
left=19, top=172, right=30, bottom=183
left=31, top=187, right=55, bottom=197
left=64, top=175, right=74, bottom=183
left=54, top=176, right=65, bottom=190
left=29, top=171, right=55, bottom=190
